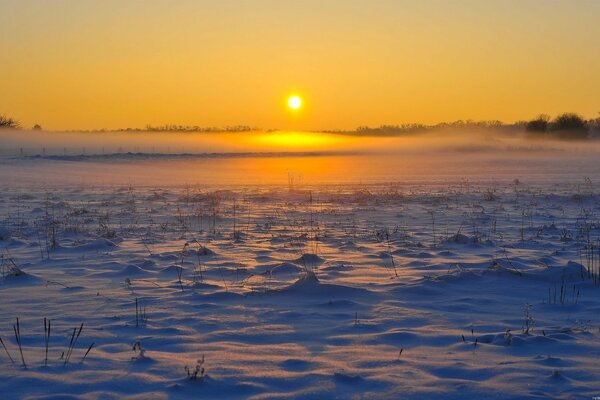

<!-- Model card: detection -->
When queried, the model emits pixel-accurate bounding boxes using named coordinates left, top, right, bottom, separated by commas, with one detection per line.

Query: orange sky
left=1, top=0, right=599, bottom=131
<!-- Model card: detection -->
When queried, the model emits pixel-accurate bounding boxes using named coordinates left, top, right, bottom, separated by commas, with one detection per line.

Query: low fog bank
left=1, top=127, right=599, bottom=188
left=1, top=127, right=599, bottom=158
left=0, top=129, right=261, bottom=157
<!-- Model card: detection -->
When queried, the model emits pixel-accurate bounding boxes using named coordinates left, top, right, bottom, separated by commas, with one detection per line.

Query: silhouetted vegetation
left=329, top=120, right=505, bottom=136
left=0, top=114, right=20, bottom=129
left=58, top=124, right=255, bottom=134
left=525, top=115, right=549, bottom=132
left=525, top=113, right=590, bottom=140
left=3, top=113, right=597, bottom=140
left=350, top=124, right=428, bottom=136
left=143, top=124, right=253, bottom=133
left=550, top=113, right=587, bottom=132
left=332, top=115, right=598, bottom=140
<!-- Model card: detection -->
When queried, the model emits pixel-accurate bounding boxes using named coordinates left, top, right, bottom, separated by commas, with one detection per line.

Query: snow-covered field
left=1, top=153, right=600, bottom=399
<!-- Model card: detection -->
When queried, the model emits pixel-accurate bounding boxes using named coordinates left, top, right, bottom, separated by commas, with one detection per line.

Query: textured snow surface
left=1, top=158, right=600, bottom=399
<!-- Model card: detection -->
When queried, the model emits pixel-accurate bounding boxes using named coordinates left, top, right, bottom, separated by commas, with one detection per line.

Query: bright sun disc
left=288, top=95, right=302, bottom=110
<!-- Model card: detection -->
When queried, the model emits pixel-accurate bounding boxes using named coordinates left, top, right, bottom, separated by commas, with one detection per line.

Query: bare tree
left=0, top=114, right=20, bottom=129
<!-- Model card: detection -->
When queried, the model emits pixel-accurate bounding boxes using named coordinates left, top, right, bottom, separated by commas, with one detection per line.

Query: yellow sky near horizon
left=1, top=0, right=599, bottom=131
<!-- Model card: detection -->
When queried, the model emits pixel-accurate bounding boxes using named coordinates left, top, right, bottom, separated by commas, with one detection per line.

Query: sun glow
left=255, top=131, right=336, bottom=149
left=288, top=95, right=302, bottom=110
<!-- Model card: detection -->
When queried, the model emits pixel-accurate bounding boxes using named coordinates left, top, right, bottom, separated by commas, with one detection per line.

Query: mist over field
left=2, top=125, right=599, bottom=154
left=1, top=128, right=599, bottom=187
left=2, top=128, right=600, bottom=399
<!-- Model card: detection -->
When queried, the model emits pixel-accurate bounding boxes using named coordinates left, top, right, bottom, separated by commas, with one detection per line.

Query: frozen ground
left=1, top=155, right=600, bottom=399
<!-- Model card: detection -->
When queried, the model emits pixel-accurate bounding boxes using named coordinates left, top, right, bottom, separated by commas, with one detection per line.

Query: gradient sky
left=1, top=0, right=599, bottom=130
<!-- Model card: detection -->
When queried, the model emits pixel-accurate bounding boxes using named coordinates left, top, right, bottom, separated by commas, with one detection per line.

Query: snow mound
left=0, top=269, right=42, bottom=285
left=536, top=261, right=588, bottom=281
left=290, top=271, right=320, bottom=287
left=483, top=262, right=523, bottom=277
left=445, top=233, right=492, bottom=245
left=58, top=238, right=119, bottom=252
left=193, top=246, right=216, bottom=257
left=0, top=227, right=10, bottom=240
left=159, top=265, right=183, bottom=275
left=445, top=233, right=472, bottom=244
left=121, top=265, right=153, bottom=276
left=293, top=253, right=325, bottom=266
left=276, top=271, right=373, bottom=298
left=271, top=262, right=304, bottom=275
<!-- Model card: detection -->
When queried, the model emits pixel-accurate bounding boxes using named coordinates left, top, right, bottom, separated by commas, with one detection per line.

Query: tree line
left=524, top=113, right=599, bottom=139
left=2, top=112, right=599, bottom=139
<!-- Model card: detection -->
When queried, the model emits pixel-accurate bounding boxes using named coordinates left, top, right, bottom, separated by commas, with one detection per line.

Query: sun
left=288, top=95, right=302, bottom=110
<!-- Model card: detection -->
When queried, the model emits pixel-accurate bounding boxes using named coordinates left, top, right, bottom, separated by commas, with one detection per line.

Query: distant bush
left=550, top=113, right=587, bottom=131
left=549, top=113, right=588, bottom=139
left=0, top=114, right=20, bottom=129
left=525, top=113, right=589, bottom=139
left=525, top=115, right=549, bottom=132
